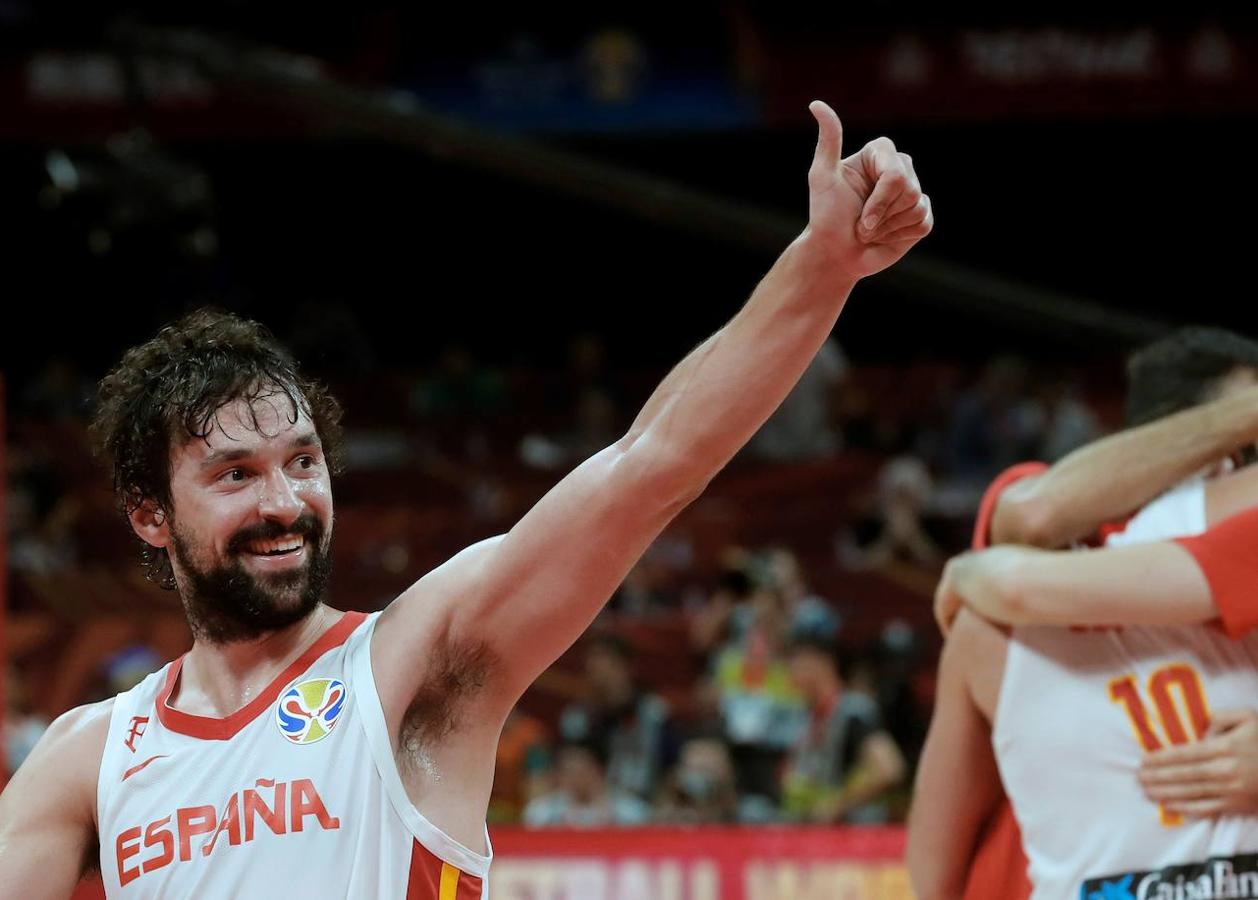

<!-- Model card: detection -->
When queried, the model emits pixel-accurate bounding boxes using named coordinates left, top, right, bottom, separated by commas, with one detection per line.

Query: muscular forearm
left=992, top=385, right=1258, bottom=547
left=951, top=543, right=1217, bottom=628
left=619, top=230, right=855, bottom=494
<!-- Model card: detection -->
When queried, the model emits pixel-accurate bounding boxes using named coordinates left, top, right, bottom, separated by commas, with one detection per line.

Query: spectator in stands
left=559, top=635, right=677, bottom=801
left=869, top=619, right=930, bottom=765
left=1036, top=373, right=1101, bottom=462
left=839, top=455, right=944, bottom=570
left=748, top=337, right=848, bottom=461
left=656, top=734, right=740, bottom=825
left=610, top=554, right=679, bottom=616
left=6, top=461, right=79, bottom=575
left=763, top=546, right=840, bottom=641
left=943, top=356, right=1045, bottom=490
left=711, top=584, right=807, bottom=805
left=689, top=548, right=758, bottom=655
left=523, top=740, right=651, bottom=828
left=488, top=708, right=552, bottom=825
left=520, top=333, right=625, bottom=470
left=780, top=636, right=906, bottom=824
left=693, top=547, right=838, bottom=655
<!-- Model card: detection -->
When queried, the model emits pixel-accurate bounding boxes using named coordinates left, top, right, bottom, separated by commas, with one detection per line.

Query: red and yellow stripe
left=407, top=840, right=482, bottom=899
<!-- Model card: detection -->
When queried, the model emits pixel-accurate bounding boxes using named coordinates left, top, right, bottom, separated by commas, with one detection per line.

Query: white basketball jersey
left=96, top=611, right=491, bottom=899
left=994, top=479, right=1258, bottom=899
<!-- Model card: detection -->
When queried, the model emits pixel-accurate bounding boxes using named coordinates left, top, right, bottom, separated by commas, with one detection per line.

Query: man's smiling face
left=149, top=388, right=335, bottom=642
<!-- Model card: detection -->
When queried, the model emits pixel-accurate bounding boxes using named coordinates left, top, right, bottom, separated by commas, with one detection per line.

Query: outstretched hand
left=807, top=100, right=933, bottom=279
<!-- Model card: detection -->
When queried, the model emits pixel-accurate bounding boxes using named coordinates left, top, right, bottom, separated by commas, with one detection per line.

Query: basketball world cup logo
left=276, top=678, right=347, bottom=745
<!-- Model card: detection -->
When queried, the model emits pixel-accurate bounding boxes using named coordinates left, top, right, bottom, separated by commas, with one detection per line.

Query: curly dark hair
left=90, top=308, right=346, bottom=590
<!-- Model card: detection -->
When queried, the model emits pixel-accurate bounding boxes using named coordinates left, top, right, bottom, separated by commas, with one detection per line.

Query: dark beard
left=171, top=513, right=332, bottom=644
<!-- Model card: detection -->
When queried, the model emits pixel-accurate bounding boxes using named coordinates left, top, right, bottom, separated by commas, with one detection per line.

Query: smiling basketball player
left=0, top=101, right=931, bottom=898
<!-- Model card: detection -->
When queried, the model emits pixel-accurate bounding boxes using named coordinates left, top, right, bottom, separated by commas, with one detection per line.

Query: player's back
left=994, top=480, right=1258, bottom=898
left=996, top=621, right=1258, bottom=898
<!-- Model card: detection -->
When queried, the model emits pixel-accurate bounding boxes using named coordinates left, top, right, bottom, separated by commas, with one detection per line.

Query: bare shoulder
left=945, top=609, right=1008, bottom=723
left=0, top=699, right=113, bottom=893
left=48, top=697, right=115, bottom=743
left=8, top=698, right=113, bottom=796
left=1, top=698, right=113, bottom=833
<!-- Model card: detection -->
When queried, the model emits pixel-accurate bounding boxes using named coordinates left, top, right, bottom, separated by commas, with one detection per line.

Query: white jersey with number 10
left=994, top=479, right=1258, bottom=900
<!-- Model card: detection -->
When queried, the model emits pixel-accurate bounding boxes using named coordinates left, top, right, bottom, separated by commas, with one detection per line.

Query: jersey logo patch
left=276, top=678, right=347, bottom=745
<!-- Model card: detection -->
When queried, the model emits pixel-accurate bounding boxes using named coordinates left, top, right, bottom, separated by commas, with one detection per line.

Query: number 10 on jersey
left=1109, top=663, right=1211, bottom=826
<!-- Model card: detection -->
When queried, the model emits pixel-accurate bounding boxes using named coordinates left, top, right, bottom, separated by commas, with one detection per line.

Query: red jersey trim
left=965, top=464, right=1045, bottom=900
left=971, top=462, right=1049, bottom=550
left=155, top=610, right=367, bottom=741
left=407, top=838, right=483, bottom=900
left=1175, top=506, right=1258, bottom=639
left=963, top=799, right=1031, bottom=900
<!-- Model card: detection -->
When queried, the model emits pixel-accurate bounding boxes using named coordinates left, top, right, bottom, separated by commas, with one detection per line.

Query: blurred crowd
left=491, top=545, right=924, bottom=829
left=5, top=329, right=1114, bottom=826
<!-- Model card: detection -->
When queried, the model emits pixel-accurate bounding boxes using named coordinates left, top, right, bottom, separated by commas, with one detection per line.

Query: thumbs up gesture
left=806, top=101, right=933, bottom=279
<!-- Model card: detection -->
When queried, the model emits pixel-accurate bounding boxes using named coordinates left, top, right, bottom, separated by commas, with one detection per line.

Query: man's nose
left=257, top=470, right=303, bottom=525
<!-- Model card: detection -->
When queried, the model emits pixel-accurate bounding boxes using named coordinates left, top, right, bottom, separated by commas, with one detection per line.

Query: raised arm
left=373, top=102, right=932, bottom=716
left=990, top=383, right=1258, bottom=548
left=0, top=701, right=109, bottom=900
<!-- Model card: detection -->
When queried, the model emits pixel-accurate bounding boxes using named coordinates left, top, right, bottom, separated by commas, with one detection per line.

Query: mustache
left=227, top=513, right=323, bottom=554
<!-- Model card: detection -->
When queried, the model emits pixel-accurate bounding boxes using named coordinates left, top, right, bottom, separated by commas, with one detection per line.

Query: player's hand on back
left=806, top=100, right=932, bottom=280
left=1139, top=708, right=1258, bottom=817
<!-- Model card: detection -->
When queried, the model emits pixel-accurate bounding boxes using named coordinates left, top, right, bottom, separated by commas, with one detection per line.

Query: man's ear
left=129, top=500, right=171, bottom=549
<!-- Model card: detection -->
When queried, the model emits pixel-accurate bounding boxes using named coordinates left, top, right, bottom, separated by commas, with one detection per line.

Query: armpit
left=397, top=632, right=496, bottom=762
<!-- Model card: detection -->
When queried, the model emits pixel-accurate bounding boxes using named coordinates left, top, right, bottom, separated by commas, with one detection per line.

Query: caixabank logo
left=1081, top=854, right=1258, bottom=900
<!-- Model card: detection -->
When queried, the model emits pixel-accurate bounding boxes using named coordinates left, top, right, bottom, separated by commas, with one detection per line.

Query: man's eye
left=221, top=468, right=247, bottom=482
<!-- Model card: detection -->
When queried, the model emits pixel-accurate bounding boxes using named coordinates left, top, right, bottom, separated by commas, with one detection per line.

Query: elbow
left=614, top=432, right=713, bottom=512
left=996, top=493, right=1067, bottom=549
